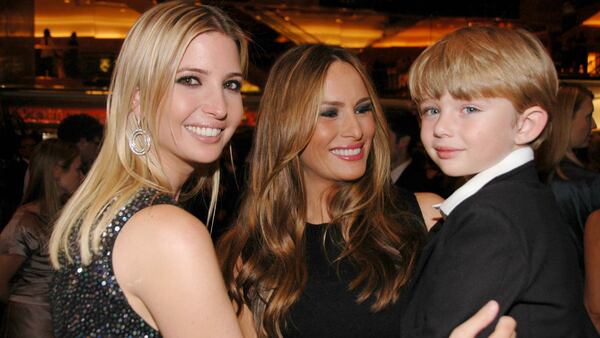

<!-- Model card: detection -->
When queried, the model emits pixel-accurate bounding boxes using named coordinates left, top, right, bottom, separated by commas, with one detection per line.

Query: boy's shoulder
left=448, top=162, right=566, bottom=236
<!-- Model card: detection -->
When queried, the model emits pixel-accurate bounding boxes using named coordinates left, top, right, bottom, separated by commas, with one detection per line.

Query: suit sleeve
left=419, top=203, right=528, bottom=338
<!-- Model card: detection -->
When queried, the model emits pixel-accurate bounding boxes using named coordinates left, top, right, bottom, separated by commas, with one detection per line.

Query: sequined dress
left=50, top=188, right=176, bottom=337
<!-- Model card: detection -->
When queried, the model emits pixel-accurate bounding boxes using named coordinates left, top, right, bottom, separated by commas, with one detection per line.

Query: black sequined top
left=51, top=188, right=176, bottom=338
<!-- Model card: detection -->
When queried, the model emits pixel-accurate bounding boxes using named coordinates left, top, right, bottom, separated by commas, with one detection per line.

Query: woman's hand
left=449, top=300, right=516, bottom=338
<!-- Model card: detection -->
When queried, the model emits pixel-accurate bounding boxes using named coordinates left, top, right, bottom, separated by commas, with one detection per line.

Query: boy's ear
left=514, top=106, right=548, bottom=145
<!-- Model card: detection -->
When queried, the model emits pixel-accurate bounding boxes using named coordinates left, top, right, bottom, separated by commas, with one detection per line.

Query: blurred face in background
left=56, top=155, right=84, bottom=195
left=570, top=96, right=596, bottom=149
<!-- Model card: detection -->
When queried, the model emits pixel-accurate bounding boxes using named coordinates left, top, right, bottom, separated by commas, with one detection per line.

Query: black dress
left=283, top=190, right=424, bottom=338
left=50, top=188, right=175, bottom=338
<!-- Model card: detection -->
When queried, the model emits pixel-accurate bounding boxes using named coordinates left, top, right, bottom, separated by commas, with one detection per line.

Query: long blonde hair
left=50, top=1, right=248, bottom=267
left=218, top=45, right=426, bottom=338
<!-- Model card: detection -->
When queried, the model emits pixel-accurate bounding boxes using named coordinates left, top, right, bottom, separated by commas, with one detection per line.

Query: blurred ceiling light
left=35, top=0, right=140, bottom=39
left=582, top=10, right=600, bottom=27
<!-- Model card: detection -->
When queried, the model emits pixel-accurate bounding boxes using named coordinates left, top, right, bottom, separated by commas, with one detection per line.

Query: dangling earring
left=129, top=125, right=151, bottom=156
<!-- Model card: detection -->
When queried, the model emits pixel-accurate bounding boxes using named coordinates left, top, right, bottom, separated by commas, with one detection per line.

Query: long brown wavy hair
left=218, top=44, right=426, bottom=338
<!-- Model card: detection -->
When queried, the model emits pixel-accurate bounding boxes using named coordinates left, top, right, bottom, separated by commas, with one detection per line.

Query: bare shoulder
left=114, top=204, right=214, bottom=272
left=113, top=204, right=242, bottom=336
left=414, top=192, right=444, bottom=231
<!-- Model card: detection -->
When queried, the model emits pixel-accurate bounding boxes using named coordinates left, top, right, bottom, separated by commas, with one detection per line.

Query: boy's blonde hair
left=408, top=26, right=558, bottom=148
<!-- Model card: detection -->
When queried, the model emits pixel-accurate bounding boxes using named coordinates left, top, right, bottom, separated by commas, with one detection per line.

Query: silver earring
left=129, top=127, right=151, bottom=156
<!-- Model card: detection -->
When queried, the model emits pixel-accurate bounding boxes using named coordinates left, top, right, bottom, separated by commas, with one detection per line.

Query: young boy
left=401, top=26, right=597, bottom=337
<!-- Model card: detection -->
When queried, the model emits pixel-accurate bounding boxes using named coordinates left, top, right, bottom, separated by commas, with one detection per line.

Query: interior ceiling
left=34, top=0, right=600, bottom=47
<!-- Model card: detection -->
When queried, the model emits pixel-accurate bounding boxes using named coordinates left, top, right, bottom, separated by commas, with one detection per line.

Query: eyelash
left=175, top=76, right=242, bottom=93
left=463, top=106, right=480, bottom=114
left=355, top=103, right=373, bottom=114
left=224, top=80, right=242, bottom=92
left=421, top=107, right=439, bottom=116
left=319, top=103, right=373, bottom=118
left=176, top=75, right=200, bottom=86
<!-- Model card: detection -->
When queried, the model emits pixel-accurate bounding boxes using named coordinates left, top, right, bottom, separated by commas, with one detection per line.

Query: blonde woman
left=218, top=44, right=515, bottom=338
left=1, top=139, right=82, bottom=337
left=48, top=2, right=248, bottom=336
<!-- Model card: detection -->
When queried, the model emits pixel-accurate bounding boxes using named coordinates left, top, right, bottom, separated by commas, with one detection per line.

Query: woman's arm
left=0, top=254, right=26, bottom=302
left=584, top=209, right=600, bottom=333
left=113, top=204, right=244, bottom=337
left=415, top=192, right=444, bottom=230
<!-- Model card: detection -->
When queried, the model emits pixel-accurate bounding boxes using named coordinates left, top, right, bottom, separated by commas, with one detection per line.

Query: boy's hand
left=449, top=300, right=517, bottom=338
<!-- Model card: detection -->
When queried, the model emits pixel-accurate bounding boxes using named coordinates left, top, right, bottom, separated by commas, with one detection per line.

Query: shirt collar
left=391, top=158, right=412, bottom=184
left=435, top=147, right=534, bottom=217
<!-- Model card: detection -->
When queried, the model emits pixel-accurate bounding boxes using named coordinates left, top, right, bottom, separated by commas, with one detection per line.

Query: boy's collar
left=435, top=147, right=534, bottom=217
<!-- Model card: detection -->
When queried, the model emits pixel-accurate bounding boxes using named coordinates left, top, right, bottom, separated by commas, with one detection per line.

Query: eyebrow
left=176, top=67, right=243, bottom=78
left=321, top=96, right=371, bottom=107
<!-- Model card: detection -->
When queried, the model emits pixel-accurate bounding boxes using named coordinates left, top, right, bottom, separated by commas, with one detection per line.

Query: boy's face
left=419, top=91, right=520, bottom=177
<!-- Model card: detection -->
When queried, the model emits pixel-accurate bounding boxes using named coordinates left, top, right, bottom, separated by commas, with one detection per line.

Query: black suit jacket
left=401, top=162, right=597, bottom=338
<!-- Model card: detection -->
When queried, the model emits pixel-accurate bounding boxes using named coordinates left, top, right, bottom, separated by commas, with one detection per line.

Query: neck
left=304, top=178, right=332, bottom=225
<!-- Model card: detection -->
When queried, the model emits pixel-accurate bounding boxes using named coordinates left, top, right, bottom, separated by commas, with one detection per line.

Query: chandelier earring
left=128, top=123, right=151, bottom=156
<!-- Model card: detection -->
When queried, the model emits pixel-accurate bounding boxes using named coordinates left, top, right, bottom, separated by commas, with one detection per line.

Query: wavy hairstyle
left=50, top=1, right=248, bottom=267
left=408, top=26, right=558, bottom=150
left=23, top=138, right=80, bottom=228
left=536, top=84, right=594, bottom=180
left=218, top=44, right=426, bottom=337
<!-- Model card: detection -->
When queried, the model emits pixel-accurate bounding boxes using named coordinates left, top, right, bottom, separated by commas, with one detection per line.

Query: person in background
left=39, top=29, right=56, bottom=78
left=588, top=130, right=600, bottom=173
left=387, top=109, right=432, bottom=192
left=64, top=32, right=80, bottom=78
left=584, top=209, right=600, bottom=334
left=403, top=26, right=595, bottom=337
left=536, top=84, right=600, bottom=273
left=49, top=2, right=249, bottom=336
left=218, top=44, right=515, bottom=338
left=57, top=114, right=103, bottom=174
left=0, top=139, right=83, bottom=338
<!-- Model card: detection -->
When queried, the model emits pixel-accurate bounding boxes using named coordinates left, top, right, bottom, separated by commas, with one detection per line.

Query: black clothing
left=284, top=190, right=423, bottom=337
left=51, top=188, right=175, bottom=337
left=402, top=162, right=596, bottom=338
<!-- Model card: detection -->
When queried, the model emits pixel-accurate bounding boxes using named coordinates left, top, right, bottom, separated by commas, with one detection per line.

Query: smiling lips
left=185, top=125, right=224, bottom=142
left=330, top=143, right=365, bottom=160
left=434, top=146, right=462, bottom=159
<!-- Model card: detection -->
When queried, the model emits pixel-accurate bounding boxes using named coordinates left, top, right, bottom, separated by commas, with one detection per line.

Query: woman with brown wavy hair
left=218, top=44, right=515, bottom=338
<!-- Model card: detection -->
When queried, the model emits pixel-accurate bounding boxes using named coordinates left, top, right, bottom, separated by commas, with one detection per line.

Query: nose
left=342, top=112, right=363, bottom=139
left=432, top=111, right=453, bottom=138
left=592, top=116, right=597, bottom=130
left=200, top=89, right=227, bottom=120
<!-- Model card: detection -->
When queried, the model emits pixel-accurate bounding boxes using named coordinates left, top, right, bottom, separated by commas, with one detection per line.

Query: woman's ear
left=514, top=106, right=548, bottom=145
left=130, top=89, right=141, bottom=119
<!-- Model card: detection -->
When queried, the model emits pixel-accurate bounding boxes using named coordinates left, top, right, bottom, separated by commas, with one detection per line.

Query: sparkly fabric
left=50, top=188, right=176, bottom=338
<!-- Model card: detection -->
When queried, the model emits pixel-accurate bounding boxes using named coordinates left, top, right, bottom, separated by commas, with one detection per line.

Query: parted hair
left=49, top=1, right=248, bottom=267
left=408, top=25, right=558, bottom=149
left=218, top=44, right=426, bottom=338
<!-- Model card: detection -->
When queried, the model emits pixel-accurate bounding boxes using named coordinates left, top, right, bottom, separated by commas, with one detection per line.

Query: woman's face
left=570, top=96, right=596, bottom=149
left=56, top=155, right=84, bottom=195
left=300, top=61, right=376, bottom=191
left=155, top=31, right=243, bottom=178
